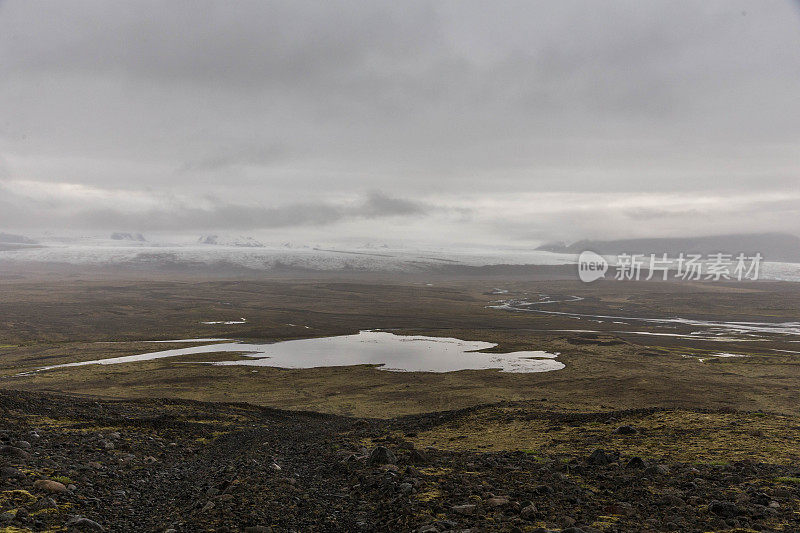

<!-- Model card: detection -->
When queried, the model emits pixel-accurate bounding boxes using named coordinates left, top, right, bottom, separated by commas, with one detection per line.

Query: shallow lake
left=37, top=330, right=563, bottom=373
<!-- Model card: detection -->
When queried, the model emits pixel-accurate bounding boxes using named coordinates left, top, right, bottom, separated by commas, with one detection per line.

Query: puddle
left=202, top=318, right=247, bottom=324
left=26, top=331, right=563, bottom=374
left=147, top=338, right=228, bottom=343
left=694, top=352, right=750, bottom=363
left=682, top=352, right=749, bottom=363
left=487, top=288, right=509, bottom=294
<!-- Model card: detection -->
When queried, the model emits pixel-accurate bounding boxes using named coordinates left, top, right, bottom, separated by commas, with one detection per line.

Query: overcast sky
left=1, top=0, right=799, bottom=246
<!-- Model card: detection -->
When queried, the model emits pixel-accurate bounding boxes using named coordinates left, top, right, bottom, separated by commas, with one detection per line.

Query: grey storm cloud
left=1, top=1, right=799, bottom=242
left=178, top=145, right=291, bottom=173
left=0, top=186, right=429, bottom=232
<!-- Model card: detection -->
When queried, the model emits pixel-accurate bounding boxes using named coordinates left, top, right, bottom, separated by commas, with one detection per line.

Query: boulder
left=408, top=448, right=430, bottom=465
left=587, top=449, right=617, bottom=465
left=486, top=496, right=509, bottom=507
left=33, top=479, right=68, bottom=493
left=33, top=497, right=58, bottom=510
left=367, top=446, right=397, bottom=466
left=708, top=500, right=739, bottom=518
left=0, top=466, right=23, bottom=478
left=0, top=445, right=31, bottom=461
left=520, top=504, right=537, bottom=519
left=451, top=504, right=477, bottom=515
left=66, top=516, right=104, bottom=531
left=626, top=457, right=648, bottom=469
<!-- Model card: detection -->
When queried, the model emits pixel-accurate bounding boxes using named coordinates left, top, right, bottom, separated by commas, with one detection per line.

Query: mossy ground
left=403, top=407, right=800, bottom=465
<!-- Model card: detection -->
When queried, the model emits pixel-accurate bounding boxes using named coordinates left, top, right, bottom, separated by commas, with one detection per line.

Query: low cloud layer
left=1, top=1, right=799, bottom=243
left=0, top=185, right=428, bottom=232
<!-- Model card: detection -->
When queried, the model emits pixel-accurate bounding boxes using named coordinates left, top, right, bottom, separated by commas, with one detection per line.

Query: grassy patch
left=592, top=515, right=620, bottom=528
left=30, top=506, right=60, bottom=517
left=415, top=487, right=443, bottom=502
left=408, top=408, right=800, bottom=465
left=0, top=489, right=36, bottom=506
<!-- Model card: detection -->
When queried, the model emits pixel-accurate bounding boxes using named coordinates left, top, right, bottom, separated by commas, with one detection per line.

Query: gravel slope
left=0, top=391, right=798, bottom=532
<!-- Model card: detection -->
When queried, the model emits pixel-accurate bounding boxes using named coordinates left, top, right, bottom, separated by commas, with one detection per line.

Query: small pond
left=36, top=330, right=563, bottom=373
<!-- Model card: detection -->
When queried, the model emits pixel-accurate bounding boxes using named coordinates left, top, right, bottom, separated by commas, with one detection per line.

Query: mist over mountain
left=537, top=233, right=800, bottom=262
left=0, top=232, right=40, bottom=251
left=0, top=232, right=37, bottom=244
left=198, top=235, right=265, bottom=247
left=110, top=232, right=146, bottom=242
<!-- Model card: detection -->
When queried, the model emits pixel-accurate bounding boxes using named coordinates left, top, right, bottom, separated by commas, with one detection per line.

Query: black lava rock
left=709, top=500, right=739, bottom=518
left=367, top=446, right=397, bottom=466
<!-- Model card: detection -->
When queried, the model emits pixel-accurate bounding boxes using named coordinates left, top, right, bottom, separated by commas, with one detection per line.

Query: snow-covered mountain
left=111, top=232, right=147, bottom=242
left=0, top=232, right=38, bottom=245
left=198, top=235, right=264, bottom=247
left=2, top=234, right=799, bottom=281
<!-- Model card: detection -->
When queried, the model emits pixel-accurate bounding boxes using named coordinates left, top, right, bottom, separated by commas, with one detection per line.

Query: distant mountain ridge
left=537, top=233, right=800, bottom=262
left=0, top=232, right=40, bottom=251
left=111, top=232, right=146, bottom=242
left=0, top=232, right=37, bottom=245
left=198, top=235, right=265, bottom=247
